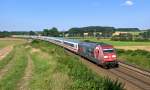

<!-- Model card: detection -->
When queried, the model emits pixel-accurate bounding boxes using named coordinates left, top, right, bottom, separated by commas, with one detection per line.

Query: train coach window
left=64, top=42, right=74, bottom=47
left=76, top=45, right=78, bottom=48
left=55, top=40, right=61, bottom=43
left=103, top=49, right=114, bottom=53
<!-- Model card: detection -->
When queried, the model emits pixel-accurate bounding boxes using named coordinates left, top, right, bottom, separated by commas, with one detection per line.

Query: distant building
left=83, top=33, right=88, bottom=37
left=113, top=31, right=128, bottom=36
left=113, top=31, right=141, bottom=36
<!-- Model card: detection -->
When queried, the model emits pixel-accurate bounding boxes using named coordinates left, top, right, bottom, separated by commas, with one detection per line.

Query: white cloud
left=123, top=0, right=134, bottom=6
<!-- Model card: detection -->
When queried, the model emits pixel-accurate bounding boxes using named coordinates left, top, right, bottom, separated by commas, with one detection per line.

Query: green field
left=0, top=39, right=124, bottom=90
left=0, top=38, right=26, bottom=49
left=72, top=37, right=150, bottom=46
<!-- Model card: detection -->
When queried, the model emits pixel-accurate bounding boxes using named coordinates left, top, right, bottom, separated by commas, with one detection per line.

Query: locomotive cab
left=101, top=46, right=118, bottom=68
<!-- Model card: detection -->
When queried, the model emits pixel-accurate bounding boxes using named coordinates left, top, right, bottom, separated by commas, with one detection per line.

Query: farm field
left=76, top=37, right=150, bottom=46
left=0, top=39, right=124, bottom=90
left=115, top=46, right=150, bottom=52
left=0, top=38, right=26, bottom=49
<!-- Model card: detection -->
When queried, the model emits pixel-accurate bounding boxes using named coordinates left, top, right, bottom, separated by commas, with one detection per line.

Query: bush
left=111, top=33, right=133, bottom=41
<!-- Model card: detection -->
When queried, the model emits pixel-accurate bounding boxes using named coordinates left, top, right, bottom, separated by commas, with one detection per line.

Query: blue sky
left=0, top=0, right=150, bottom=31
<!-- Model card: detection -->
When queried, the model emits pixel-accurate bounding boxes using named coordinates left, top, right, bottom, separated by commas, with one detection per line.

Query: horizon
left=0, top=0, right=150, bottom=31
left=0, top=26, right=148, bottom=32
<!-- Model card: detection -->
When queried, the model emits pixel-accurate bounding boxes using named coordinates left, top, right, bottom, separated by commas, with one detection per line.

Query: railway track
left=118, top=61, right=150, bottom=77
left=109, top=62, right=150, bottom=90
left=65, top=49, right=150, bottom=90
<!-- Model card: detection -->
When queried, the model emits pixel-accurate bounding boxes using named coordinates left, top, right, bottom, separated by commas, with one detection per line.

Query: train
left=14, top=35, right=119, bottom=68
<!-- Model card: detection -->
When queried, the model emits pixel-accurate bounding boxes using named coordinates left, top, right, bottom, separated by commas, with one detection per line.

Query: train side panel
left=78, top=43, right=100, bottom=64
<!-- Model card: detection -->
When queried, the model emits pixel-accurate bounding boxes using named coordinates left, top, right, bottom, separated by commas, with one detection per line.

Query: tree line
left=0, top=31, right=37, bottom=38
left=112, top=29, right=150, bottom=41
left=0, top=26, right=150, bottom=41
left=41, top=26, right=141, bottom=37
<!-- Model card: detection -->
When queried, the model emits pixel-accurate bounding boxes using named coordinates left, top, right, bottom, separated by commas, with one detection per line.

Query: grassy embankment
left=117, top=49, right=150, bottom=70
left=30, top=40, right=124, bottom=90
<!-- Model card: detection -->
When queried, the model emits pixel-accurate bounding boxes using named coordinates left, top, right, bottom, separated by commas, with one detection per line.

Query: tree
left=42, top=27, right=60, bottom=37
left=111, top=33, right=133, bottom=41
left=49, top=27, right=59, bottom=37
left=42, top=29, right=49, bottom=36
left=29, top=31, right=36, bottom=35
left=68, top=26, right=115, bottom=37
left=116, top=28, right=140, bottom=32
left=0, top=31, right=11, bottom=37
left=141, top=29, right=150, bottom=39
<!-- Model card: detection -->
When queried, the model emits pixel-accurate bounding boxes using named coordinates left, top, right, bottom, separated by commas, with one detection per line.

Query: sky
left=0, top=0, right=150, bottom=31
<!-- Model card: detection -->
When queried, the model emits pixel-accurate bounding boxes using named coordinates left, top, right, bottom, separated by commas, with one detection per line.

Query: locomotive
left=78, top=42, right=118, bottom=68
left=14, top=35, right=118, bottom=68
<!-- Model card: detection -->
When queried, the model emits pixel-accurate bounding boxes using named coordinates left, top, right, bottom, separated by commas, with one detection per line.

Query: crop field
left=75, top=37, right=150, bottom=46
left=0, top=39, right=124, bottom=90
left=0, top=38, right=26, bottom=49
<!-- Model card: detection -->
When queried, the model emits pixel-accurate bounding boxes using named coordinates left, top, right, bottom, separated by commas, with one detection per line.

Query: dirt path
left=0, top=38, right=25, bottom=41
left=0, top=55, right=15, bottom=80
left=0, top=46, right=13, bottom=61
left=17, top=55, right=33, bottom=90
left=115, top=46, right=150, bottom=52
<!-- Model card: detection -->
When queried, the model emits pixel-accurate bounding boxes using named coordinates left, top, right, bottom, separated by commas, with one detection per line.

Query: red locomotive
left=78, top=42, right=118, bottom=68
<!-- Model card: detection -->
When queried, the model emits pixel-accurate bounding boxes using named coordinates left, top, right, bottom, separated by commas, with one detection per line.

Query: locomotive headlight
left=112, top=55, right=116, bottom=58
left=104, top=56, right=109, bottom=58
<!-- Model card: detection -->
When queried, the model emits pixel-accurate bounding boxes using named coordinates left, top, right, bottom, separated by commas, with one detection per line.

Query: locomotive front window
left=103, top=49, right=114, bottom=53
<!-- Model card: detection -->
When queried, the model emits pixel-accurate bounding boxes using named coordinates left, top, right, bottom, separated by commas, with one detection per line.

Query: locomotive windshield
left=103, top=49, right=114, bottom=53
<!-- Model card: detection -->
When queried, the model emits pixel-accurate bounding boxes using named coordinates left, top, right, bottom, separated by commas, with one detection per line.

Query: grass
left=0, top=45, right=28, bottom=90
left=30, top=40, right=124, bottom=90
left=30, top=41, right=73, bottom=90
left=117, top=49, right=150, bottom=70
left=0, top=38, right=26, bottom=49
left=72, top=37, right=150, bottom=46
left=29, top=49, right=59, bottom=90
